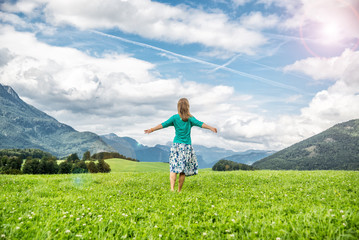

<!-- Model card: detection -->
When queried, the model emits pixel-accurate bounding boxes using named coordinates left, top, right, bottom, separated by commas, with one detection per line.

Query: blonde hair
left=177, top=98, right=192, bottom=122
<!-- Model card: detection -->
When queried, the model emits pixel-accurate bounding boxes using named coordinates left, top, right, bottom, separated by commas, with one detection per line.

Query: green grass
left=1, top=168, right=358, bottom=239
left=105, top=158, right=169, bottom=173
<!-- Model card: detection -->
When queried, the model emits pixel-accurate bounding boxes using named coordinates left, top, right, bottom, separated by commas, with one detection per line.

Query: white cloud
left=214, top=49, right=359, bottom=150
left=282, top=49, right=359, bottom=137
left=261, top=0, right=359, bottom=42
left=283, top=49, right=359, bottom=81
left=0, top=12, right=28, bottom=28
left=240, top=12, right=279, bottom=30
left=1, top=0, right=40, bottom=14
left=2, top=0, right=267, bottom=55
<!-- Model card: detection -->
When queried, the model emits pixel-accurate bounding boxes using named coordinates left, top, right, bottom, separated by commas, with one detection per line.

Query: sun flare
left=321, top=23, right=341, bottom=44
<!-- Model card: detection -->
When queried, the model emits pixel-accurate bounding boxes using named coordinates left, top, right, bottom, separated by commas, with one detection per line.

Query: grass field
left=1, top=160, right=358, bottom=239
left=105, top=159, right=169, bottom=173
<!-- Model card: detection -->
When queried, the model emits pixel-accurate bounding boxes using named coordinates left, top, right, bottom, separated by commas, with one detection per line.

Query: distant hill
left=0, top=84, right=114, bottom=157
left=252, top=119, right=359, bottom=170
left=212, top=159, right=256, bottom=171
left=101, top=133, right=272, bottom=168
left=222, top=150, right=275, bottom=165
left=105, top=158, right=168, bottom=173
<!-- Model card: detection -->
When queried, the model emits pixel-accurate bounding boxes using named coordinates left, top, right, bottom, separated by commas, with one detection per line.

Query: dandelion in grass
left=1, top=234, right=5, bottom=238
left=276, top=238, right=281, bottom=240
left=203, top=232, right=207, bottom=236
left=340, top=210, right=344, bottom=213
left=65, top=230, right=71, bottom=233
left=343, top=223, right=346, bottom=226
left=16, top=227, right=20, bottom=230
left=76, top=235, right=82, bottom=238
left=83, top=224, right=86, bottom=226
left=230, top=234, right=235, bottom=237
left=159, top=234, right=162, bottom=238
left=76, top=218, right=80, bottom=221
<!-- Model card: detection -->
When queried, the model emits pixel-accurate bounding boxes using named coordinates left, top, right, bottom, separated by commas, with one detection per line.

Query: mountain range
left=253, top=119, right=359, bottom=170
left=0, top=84, right=114, bottom=157
left=0, top=83, right=271, bottom=166
left=100, top=133, right=273, bottom=168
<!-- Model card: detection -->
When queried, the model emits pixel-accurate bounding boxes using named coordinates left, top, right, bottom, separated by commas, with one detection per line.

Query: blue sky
left=0, top=0, right=359, bottom=151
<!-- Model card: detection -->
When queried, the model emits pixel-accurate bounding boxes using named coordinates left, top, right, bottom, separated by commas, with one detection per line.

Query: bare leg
left=178, top=173, right=185, bottom=192
left=170, top=172, right=177, bottom=191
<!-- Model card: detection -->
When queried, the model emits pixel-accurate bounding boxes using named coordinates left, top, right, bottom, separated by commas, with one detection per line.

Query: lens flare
left=300, top=0, right=359, bottom=57
left=321, top=23, right=340, bottom=44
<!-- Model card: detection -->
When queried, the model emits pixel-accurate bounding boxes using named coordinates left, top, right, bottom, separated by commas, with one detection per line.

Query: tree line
left=0, top=150, right=112, bottom=175
left=212, top=159, right=256, bottom=171
left=88, top=151, right=138, bottom=162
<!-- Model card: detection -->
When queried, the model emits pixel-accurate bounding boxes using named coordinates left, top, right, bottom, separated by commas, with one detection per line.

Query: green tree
left=97, top=159, right=111, bottom=173
left=82, top=151, right=91, bottom=161
left=59, top=161, right=72, bottom=174
left=46, top=160, right=59, bottom=174
left=22, top=159, right=41, bottom=174
left=87, top=161, right=98, bottom=173
left=67, top=153, right=80, bottom=163
left=38, top=159, right=47, bottom=174
left=72, top=160, right=88, bottom=174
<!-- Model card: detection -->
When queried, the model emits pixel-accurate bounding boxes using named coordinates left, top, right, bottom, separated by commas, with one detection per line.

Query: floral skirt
left=169, top=143, right=198, bottom=176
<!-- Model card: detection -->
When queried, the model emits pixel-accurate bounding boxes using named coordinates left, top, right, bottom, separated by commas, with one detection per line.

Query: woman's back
left=161, top=114, right=203, bottom=145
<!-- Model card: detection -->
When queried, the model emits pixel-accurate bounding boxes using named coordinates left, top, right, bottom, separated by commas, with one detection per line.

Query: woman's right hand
left=144, top=129, right=152, bottom=134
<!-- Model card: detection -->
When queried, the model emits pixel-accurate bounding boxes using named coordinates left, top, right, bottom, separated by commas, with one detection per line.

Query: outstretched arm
left=144, top=124, right=163, bottom=134
left=202, top=123, right=217, bottom=133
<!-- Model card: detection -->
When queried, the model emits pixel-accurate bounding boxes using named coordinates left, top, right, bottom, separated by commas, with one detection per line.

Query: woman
left=144, top=98, right=217, bottom=192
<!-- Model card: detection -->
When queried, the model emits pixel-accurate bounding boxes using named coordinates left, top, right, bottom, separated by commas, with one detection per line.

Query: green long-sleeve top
left=161, top=114, right=203, bottom=145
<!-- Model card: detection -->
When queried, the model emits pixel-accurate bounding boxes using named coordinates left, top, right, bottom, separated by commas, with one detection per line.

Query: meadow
left=0, top=159, right=358, bottom=239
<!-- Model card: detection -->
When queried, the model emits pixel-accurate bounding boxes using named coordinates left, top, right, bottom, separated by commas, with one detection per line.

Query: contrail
left=208, top=54, right=240, bottom=73
left=91, top=30, right=302, bottom=93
